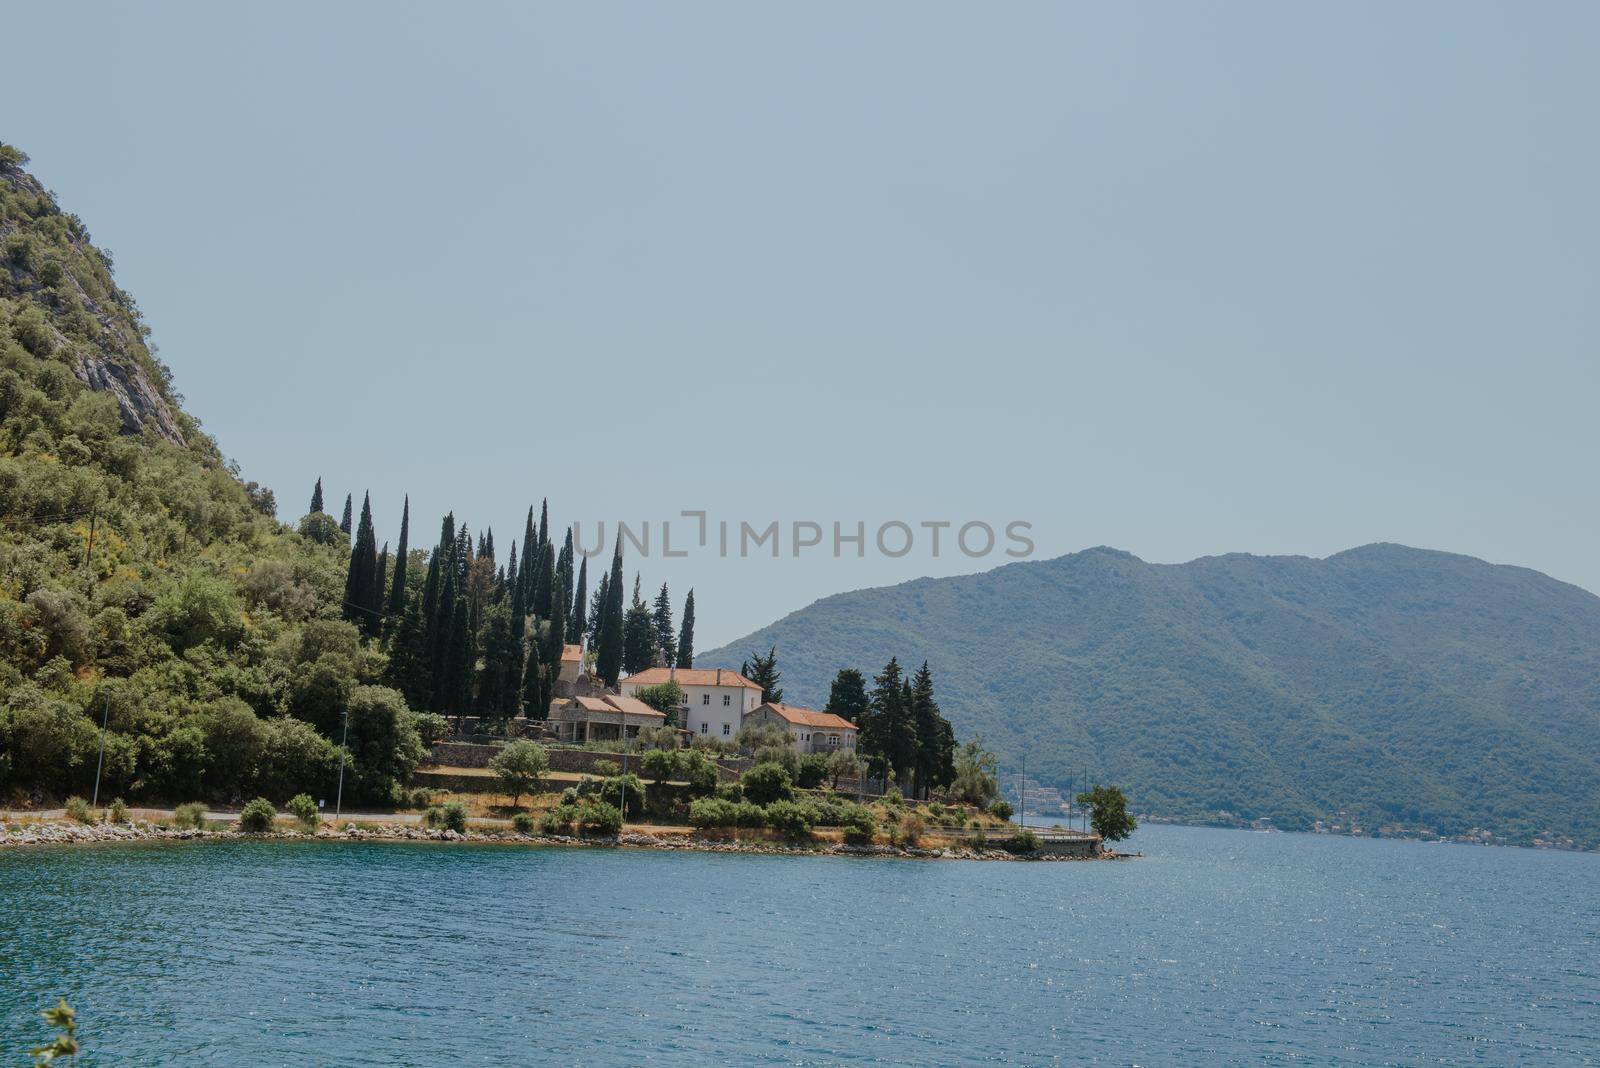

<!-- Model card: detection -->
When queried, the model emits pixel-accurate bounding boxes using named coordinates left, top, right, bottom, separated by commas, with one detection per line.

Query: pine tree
left=309, top=478, right=324, bottom=515
left=863, top=658, right=906, bottom=781
left=894, top=677, right=919, bottom=787
left=595, top=536, right=626, bottom=686
left=387, top=496, right=410, bottom=619
left=741, top=646, right=783, bottom=704
left=826, top=668, right=870, bottom=726
left=340, top=494, right=353, bottom=538
left=676, top=589, right=695, bottom=668
left=623, top=575, right=658, bottom=675
left=567, top=556, right=588, bottom=643
left=385, top=590, right=431, bottom=709
left=909, top=661, right=946, bottom=798
left=652, top=583, right=676, bottom=666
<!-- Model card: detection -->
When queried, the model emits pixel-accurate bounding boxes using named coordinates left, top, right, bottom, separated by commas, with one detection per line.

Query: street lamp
left=334, top=703, right=351, bottom=821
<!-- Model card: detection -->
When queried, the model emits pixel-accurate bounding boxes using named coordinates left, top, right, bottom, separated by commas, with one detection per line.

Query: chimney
left=716, top=668, right=722, bottom=686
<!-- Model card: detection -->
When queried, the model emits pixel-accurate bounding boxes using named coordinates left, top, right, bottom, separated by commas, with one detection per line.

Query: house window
left=722, top=723, right=731, bottom=736
left=700, top=722, right=708, bottom=734
left=702, top=694, right=710, bottom=705
left=723, top=694, right=731, bottom=706
left=829, top=734, right=839, bottom=746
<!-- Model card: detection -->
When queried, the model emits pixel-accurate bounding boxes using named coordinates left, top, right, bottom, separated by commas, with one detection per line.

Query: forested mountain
left=703, top=544, right=1600, bottom=848
left=0, top=145, right=687, bottom=808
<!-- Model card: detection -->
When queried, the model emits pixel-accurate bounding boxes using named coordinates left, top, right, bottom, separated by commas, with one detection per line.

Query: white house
left=619, top=666, right=762, bottom=742
left=742, top=702, right=858, bottom=754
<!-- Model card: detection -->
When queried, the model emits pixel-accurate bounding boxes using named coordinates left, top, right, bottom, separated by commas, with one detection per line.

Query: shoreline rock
left=0, top=819, right=1108, bottom=861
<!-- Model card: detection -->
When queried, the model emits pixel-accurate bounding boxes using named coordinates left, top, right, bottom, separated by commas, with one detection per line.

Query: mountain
left=701, top=544, right=1600, bottom=848
left=0, top=143, right=425, bottom=807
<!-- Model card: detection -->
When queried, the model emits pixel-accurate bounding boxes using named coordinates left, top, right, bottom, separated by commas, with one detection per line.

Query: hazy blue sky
left=7, top=2, right=1597, bottom=647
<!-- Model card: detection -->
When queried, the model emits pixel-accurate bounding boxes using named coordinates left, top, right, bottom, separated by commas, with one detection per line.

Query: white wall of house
left=620, top=681, right=759, bottom=741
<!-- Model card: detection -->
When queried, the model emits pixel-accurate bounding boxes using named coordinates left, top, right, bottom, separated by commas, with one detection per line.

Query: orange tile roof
left=570, top=695, right=665, bottom=719
left=755, top=703, right=857, bottom=731
left=622, top=667, right=762, bottom=691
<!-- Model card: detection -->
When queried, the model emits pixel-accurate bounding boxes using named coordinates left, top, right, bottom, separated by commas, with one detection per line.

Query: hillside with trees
left=702, top=544, right=1600, bottom=848
left=0, top=145, right=690, bottom=809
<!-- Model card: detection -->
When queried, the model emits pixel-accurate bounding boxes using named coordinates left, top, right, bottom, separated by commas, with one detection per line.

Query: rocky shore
left=0, top=818, right=1108, bottom=861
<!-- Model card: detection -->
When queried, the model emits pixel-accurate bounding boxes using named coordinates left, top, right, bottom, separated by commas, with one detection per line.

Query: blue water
left=1, top=825, right=1596, bottom=1065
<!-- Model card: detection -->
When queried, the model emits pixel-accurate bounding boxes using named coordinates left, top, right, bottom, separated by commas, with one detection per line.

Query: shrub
left=989, top=798, right=1014, bottom=821
left=286, top=793, right=320, bottom=831
left=424, top=800, right=468, bottom=833
left=172, top=802, right=206, bottom=829
left=107, top=798, right=129, bottom=823
left=591, top=759, right=621, bottom=777
left=414, top=712, right=451, bottom=747
left=715, top=782, right=743, bottom=803
left=538, top=804, right=578, bottom=835
left=511, top=811, right=536, bottom=836
left=796, top=753, right=829, bottom=789
left=640, top=748, right=675, bottom=783
left=489, top=739, right=549, bottom=805
left=741, top=761, right=794, bottom=805
left=732, top=801, right=769, bottom=828
left=688, top=797, right=737, bottom=828
left=578, top=801, right=622, bottom=837
left=239, top=797, right=277, bottom=833
left=1003, top=829, right=1040, bottom=854
left=840, top=804, right=877, bottom=843
left=64, top=796, right=94, bottom=824
left=892, top=813, right=926, bottom=848
left=577, top=773, right=645, bottom=818
left=765, top=799, right=818, bottom=838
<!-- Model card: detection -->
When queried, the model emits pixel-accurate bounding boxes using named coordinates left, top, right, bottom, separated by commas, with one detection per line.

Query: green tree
left=652, top=583, right=676, bottom=666
left=1075, top=784, right=1138, bottom=842
left=741, top=761, right=795, bottom=804
left=952, top=736, right=1000, bottom=804
left=826, top=668, right=869, bottom=726
left=309, top=477, right=323, bottom=515
left=342, top=492, right=380, bottom=637
left=490, top=739, right=549, bottom=806
left=387, top=495, right=410, bottom=620
left=567, top=556, right=587, bottom=643
left=339, top=493, right=353, bottom=538
left=622, top=575, right=657, bottom=675
left=594, top=537, right=626, bottom=686
left=634, top=680, right=684, bottom=726
left=741, top=645, right=782, bottom=704
left=909, top=661, right=955, bottom=797
left=676, top=588, right=695, bottom=668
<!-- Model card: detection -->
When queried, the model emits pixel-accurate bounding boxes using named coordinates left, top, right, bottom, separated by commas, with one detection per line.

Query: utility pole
left=91, top=693, right=110, bottom=808
left=81, top=510, right=96, bottom=591
left=1019, top=754, right=1026, bottom=830
left=334, top=704, right=351, bottom=821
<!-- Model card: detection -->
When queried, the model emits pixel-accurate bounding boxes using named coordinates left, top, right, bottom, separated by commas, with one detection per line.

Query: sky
left=6, top=2, right=1598, bottom=648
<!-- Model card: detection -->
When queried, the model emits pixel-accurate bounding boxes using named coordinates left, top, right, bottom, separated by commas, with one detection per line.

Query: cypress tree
left=533, top=539, right=555, bottom=619
left=651, top=583, right=676, bottom=666
left=542, top=577, right=568, bottom=704
left=587, top=569, right=608, bottom=644
left=675, top=589, right=695, bottom=668
left=826, top=668, right=870, bottom=726
left=567, top=556, right=588, bottom=643
left=388, top=496, right=410, bottom=619
left=483, top=528, right=495, bottom=568
left=505, top=540, right=520, bottom=612
left=375, top=542, right=389, bottom=625
left=556, top=528, right=574, bottom=610
left=521, top=619, right=546, bottom=720
left=309, top=478, right=324, bottom=515
left=340, top=494, right=353, bottom=538
left=537, top=498, right=549, bottom=554
left=343, top=492, right=380, bottom=637
left=595, top=536, right=626, bottom=687
left=895, top=677, right=918, bottom=787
